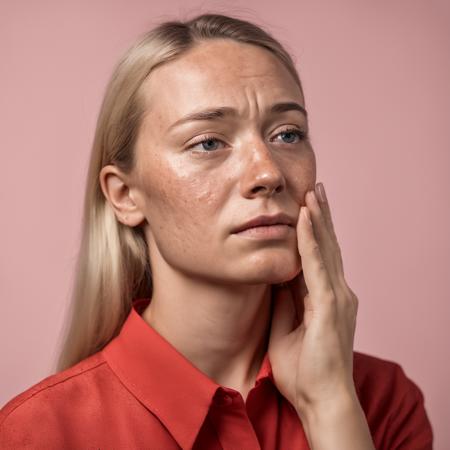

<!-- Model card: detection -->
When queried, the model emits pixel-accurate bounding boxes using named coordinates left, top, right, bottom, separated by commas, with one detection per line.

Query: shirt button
left=214, top=393, right=233, bottom=406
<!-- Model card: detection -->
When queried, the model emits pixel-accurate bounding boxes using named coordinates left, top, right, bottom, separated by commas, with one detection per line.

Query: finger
left=315, top=182, right=338, bottom=241
left=314, top=182, right=345, bottom=275
left=306, top=189, right=357, bottom=320
left=297, top=206, right=335, bottom=311
left=305, top=188, right=344, bottom=283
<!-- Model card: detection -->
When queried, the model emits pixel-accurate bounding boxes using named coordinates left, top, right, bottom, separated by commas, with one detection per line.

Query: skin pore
left=100, top=38, right=316, bottom=403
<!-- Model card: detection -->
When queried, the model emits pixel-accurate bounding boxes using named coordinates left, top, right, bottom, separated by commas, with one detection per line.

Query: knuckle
left=347, top=295, right=358, bottom=315
left=338, top=273, right=347, bottom=286
left=311, top=243, right=321, bottom=255
left=323, top=289, right=336, bottom=303
left=343, top=294, right=355, bottom=308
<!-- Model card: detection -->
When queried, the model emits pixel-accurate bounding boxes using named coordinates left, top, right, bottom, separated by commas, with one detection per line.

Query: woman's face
left=132, top=39, right=316, bottom=285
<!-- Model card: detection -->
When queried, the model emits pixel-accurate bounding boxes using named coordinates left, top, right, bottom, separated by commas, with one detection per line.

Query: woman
left=0, top=13, right=433, bottom=449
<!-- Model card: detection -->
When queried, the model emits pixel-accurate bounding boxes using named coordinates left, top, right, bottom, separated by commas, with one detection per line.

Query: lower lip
left=233, top=224, right=293, bottom=239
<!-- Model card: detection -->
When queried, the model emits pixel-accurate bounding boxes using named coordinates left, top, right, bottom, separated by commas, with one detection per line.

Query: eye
left=271, top=127, right=308, bottom=145
left=187, top=135, right=226, bottom=152
left=186, top=127, right=308, bottom=154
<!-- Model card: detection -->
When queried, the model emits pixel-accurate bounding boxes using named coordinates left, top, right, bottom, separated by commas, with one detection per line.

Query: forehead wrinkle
left=242, top=83, right=263, bottom=122
left=140, top=41, right=304, bottom=138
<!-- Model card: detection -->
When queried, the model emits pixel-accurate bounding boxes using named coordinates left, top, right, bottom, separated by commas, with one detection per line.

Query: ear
left=99, top=164, right=146, bottom=227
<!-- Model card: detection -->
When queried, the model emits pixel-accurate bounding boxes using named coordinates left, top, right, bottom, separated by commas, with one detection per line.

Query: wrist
left=296, top=385, right=359, bottom=426
left=296, top=388, right=375, bottom=450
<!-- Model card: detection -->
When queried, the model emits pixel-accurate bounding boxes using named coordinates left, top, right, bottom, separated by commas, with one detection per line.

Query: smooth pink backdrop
left=1, top=0, right=449, bottom=447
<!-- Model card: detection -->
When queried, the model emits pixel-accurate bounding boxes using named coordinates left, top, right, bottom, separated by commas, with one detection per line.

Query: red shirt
left=0, top=298, right=433, bottom=449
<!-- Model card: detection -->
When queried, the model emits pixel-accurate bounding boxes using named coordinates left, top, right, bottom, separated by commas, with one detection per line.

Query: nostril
left=251, top=185, right=282, bottom=195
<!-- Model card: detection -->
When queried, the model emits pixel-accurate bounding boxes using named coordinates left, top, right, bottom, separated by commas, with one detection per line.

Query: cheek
left=286, top=152, right=316, bottom=201
left=142, top=166, right=220, bottom=253
left=145, top=170, right=226, bottom=278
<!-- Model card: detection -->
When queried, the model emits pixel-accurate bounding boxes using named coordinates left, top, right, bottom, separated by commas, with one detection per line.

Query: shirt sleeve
left=383, top=364, right=434, bottom=450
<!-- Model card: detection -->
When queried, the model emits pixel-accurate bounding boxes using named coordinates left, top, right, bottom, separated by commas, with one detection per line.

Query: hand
left=268, top=182, right=359, bottom=415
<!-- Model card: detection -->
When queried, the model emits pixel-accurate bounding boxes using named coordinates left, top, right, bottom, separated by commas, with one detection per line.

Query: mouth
left=233, top=223, right=293, bottom=239
left=231, top=212, right=295, bottom=234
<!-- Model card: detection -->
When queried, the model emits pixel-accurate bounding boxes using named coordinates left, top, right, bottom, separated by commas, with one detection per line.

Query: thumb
left=269, top=285, right=297, bottom=345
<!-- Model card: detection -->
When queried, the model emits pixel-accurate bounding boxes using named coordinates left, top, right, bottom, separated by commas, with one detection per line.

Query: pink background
left=1, top=0, right=449, bottom=447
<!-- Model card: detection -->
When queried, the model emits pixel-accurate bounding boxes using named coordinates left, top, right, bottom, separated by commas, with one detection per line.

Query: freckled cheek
left=284, top=159, right=316, bottom=204
left=143, top=173, right=220, bottom=240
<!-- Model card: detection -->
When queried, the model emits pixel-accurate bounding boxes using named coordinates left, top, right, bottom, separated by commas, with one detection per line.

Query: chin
left=232, top=252, right=301, bottom=284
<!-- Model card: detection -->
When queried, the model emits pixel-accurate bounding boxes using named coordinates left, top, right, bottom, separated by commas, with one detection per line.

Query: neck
left=141, top=260, right=273, bottom=398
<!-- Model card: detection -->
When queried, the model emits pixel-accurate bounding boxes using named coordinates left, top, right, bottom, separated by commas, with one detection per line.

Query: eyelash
left=187, top=127, right=308, bottom=153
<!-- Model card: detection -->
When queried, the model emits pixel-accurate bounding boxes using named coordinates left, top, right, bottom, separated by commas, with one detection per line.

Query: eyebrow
left=168, top=101, right=308, bottom=131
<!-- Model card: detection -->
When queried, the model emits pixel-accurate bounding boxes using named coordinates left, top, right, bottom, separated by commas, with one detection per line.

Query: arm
left=297, top=388, right=376, bottom=450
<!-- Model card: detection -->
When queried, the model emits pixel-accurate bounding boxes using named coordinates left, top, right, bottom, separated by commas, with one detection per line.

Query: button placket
left=209, top=389, right=262, bottom=449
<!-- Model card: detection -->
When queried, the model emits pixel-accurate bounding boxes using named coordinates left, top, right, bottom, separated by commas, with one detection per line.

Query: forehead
left=140, top=39, right=304, bottom=125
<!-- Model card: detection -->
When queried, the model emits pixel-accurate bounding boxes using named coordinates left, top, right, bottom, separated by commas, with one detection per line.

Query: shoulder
left=0, top=352, right=110, bottom=447
left=353, top=350, right=428, bottom=408
left=353, top=350, right=417, bottom=395
left=0, top=352, right=108, bottom=422
left=353, top=351, right=433, bottom=449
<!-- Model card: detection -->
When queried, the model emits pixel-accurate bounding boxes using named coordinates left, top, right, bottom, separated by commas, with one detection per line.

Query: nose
left=240, top=138, right=286, bottom=199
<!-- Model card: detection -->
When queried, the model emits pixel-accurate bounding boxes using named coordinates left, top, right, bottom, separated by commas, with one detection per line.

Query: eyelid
left=186, top=134, right=227, bottom=151
left=272, top=126, right=308, bottom=142
left=187, top=126, right=308, bottom=152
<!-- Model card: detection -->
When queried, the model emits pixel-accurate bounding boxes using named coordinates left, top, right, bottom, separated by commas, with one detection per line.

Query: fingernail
left=316, top=182, right=327, bottom=203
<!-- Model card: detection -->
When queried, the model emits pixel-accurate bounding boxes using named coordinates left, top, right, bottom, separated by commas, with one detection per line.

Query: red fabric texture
left=0, top=298, right=433, bottom=449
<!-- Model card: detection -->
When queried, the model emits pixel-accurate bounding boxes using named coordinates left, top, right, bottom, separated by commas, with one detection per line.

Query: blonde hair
left=55, top=12, right=304, bottom=372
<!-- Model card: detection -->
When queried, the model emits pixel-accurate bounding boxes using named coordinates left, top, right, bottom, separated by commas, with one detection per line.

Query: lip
left=233, top=224, right=293, bottom=239
left=231, top=212, right=295, bottom=234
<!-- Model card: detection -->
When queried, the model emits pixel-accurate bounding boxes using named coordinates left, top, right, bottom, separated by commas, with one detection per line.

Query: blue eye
left=187, top=127, right=308, bottom=153
left=274, top=128, right=308, bottom=144
left=188, top=136, right=225, bottom=152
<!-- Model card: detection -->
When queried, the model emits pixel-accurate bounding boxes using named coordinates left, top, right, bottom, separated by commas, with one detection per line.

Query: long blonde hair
left=55, top=12, right=304, bottom=373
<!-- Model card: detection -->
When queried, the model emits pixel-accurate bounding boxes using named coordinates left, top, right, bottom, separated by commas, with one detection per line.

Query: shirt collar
left=102, top=297, right=274, bottom=450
